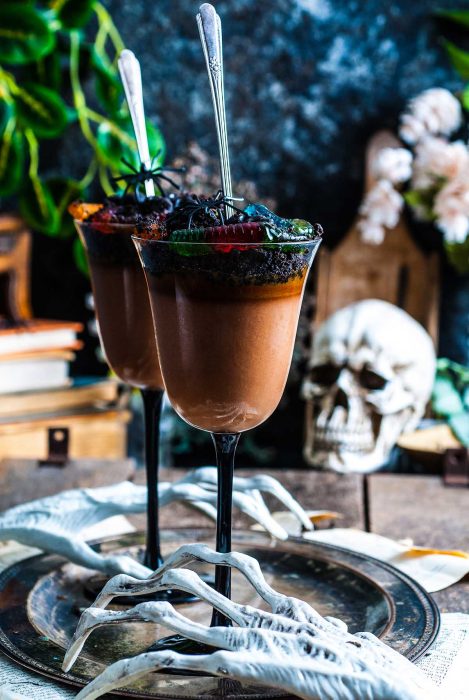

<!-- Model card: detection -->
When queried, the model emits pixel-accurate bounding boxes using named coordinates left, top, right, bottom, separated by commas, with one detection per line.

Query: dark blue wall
left=103, top=0, right=461, bottom=244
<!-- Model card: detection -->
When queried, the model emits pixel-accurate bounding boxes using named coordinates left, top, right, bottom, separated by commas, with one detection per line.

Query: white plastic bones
left=302, top=300, right=436, bottom=473
left=64, top=544, right=439, bottom=700
left=0, top=468, right=312, bottom=577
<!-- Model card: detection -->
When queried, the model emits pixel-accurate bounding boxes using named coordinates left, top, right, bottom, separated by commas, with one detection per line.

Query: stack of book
left=0, top=320, right=129, bottom=460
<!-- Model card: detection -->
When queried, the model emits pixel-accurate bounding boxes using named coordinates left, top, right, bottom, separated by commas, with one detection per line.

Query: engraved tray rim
left=0, top=529, right=440, bottom=699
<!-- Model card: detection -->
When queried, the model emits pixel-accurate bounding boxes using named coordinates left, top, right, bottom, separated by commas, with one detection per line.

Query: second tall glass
left=75, top=220, right=164, bottom=571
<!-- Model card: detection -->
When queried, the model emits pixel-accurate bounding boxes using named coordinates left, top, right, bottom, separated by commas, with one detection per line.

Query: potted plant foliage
left=0, top=0, right=164, bottom=273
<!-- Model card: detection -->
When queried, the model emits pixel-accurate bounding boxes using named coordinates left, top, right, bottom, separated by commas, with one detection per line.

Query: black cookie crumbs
left=138, top=244, right=315, bottom=286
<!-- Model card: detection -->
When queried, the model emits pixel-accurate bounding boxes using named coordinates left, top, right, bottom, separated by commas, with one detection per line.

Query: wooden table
left=2, top=462, right=465, bottom=613
left=135, top=468, right=365, bottom=527
left=368, top=473, right=469, bottom=614
left=132, top=468, right=469, bottom=613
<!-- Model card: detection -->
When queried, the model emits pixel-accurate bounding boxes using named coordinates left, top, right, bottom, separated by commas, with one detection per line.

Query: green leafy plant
left=432, top=358, right=469, bottom=445
left=0, top=0, right=165, bottom=273
left=438, top=9, right=469, bottom=110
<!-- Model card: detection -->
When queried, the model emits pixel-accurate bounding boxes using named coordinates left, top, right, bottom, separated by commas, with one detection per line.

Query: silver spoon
left=117, top=49, right=155, bottom=198
left=197, top=3, right=234, bottom=217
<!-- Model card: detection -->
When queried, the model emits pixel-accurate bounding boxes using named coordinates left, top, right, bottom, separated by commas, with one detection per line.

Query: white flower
left=373, top=147, right=413, bottom=184
left=434, top=177, right=469, bottom=244
left=437, top=214, right=469, bottom=244
left=399, top=88, right=462, bottom=145
left=412, top=137, right=469, bottom=189
left=358, top=221, right=386, bottom=245
left=358, top=180, right=404, bottom=244
left=399, top=114, right=427, bottom=145
left=359, top=180, right=403, bottom=227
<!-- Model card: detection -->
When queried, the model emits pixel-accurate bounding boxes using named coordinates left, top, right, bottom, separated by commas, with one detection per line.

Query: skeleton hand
left=0, top=469, right=311, bottom=578
left=169, top=467, right=312, bottom=537
left=64, top=544, right=439, bottom=700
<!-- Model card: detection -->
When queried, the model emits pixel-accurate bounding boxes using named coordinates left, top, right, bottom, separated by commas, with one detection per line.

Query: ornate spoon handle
left=197, top=3, right=234, bottom=217
left=118, top=49, right=155, bottom=198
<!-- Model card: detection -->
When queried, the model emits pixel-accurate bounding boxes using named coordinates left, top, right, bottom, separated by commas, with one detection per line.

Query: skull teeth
left=314, top=428, right=375, bottom=453
left=315, top=442, right=374, bottom=454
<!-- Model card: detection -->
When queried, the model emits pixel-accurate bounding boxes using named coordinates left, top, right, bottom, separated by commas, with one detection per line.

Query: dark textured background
left=102, top=0, right=460, bottom=243
left=32, top=0, right=465, bottom=467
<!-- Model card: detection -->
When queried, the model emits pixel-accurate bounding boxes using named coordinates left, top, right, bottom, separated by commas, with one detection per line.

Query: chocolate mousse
left=134, top=198, right=322, bottom=432
left=72, top=196, right=173, bottom=390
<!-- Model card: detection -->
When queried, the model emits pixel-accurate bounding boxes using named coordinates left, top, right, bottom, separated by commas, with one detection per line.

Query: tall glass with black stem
left=75, top=220, right=164, bottom=573
left=140, top=387, right=163, bottom=569
left=134, top=234, right=321, bottom=635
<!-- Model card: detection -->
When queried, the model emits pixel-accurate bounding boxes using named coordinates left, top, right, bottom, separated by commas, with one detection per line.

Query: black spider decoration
left=112, top=151, right=186, bottom=201
left=169, top=190, right=245, bottom=229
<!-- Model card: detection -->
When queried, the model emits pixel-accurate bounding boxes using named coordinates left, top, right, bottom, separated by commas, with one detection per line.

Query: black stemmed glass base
left=87, top=389, right=201, bottom=605
left=85, top=388, right=199, bottom=605
left=85, top=389, right=198, bottom=607
left=150, top=432, right=240, bottom=659
left=210, top=432, right=240, bottom=628
left=140, top=388, right=164, bottom=571
left=141, top=388, right=203, bottom=604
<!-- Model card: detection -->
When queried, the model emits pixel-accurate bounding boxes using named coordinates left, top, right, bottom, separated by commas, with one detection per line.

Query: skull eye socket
left=359, top=368, right=387, bottom=391
left=309, top=363, right=342, bottom=386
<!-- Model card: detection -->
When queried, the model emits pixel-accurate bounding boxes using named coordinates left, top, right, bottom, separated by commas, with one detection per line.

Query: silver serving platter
left=0, top=529, right=439, bottom=699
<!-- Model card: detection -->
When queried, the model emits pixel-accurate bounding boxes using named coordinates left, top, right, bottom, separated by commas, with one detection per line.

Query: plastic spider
left=169, top=190, right=245, bottom=229
left=112, top=151, right=186, bottom=201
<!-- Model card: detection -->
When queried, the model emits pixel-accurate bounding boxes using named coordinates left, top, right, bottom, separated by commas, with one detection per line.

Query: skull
left=302, top=300, right=436, bottom=473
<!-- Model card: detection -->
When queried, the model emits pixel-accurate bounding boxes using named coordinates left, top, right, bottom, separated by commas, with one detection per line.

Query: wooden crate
left=315, top=131, right=440, bottom=343
left=0, top=409, right=131, bottom=461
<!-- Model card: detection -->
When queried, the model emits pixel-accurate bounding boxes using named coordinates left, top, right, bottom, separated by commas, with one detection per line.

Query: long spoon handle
left=118, top=49, right=155, bottom=198
left=197, top=4, right=233, bottom=216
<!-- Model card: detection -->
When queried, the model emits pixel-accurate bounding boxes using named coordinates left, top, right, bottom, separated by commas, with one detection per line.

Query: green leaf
left=34, top=51, right=62, bottom=92
left=0, top=100, right=15, bottom=133
left=147, top=122, right=166, bottom=165
left=92, top=50, right=123, bottom=117
left=435, top=9, right=469, bottom=29
left=73, top=236, right=89, bottom=276
left=19, top=178, right=60, bottom=235
left=96, top=118, right=165, bottom=174
left=65, top=105, right=78, bottom=124
left=52, top=0, right=94, bottom=29
left=449, top=412, right=469, bottom=447
left=15, top=82, right=68, bottom=138
left=433, top=375, right=464, bottom=415
left=404, top=189, right=434, bottom=220
left=0, top=6, right=55, bottom=65
left=0, top=128, right=24, bottom=196
left=444, top=238, right=469, bottom=275
left=46, top=176, right=83, bottom=238
left=443, top=40, right=469, bottom=81
left=462, top=85, right=469, bottom=112
left=96, top=121, right=128, bottom=170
